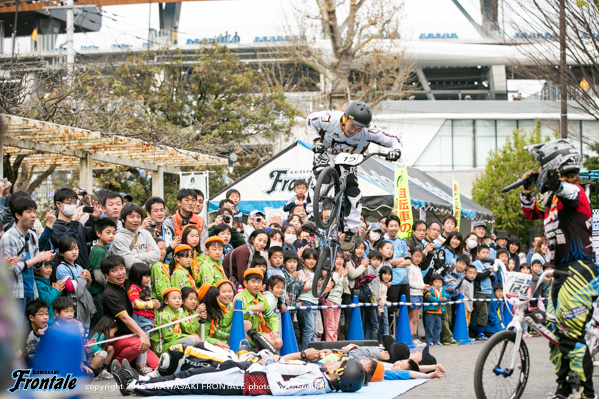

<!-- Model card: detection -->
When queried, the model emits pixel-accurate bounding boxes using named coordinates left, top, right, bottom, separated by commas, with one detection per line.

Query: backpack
left=357, top=274, right=376, bottom=303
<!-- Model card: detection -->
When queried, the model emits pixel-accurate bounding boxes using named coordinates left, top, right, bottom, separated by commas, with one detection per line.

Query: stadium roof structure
left=1, top=113, right=225, bottom=195
left=0, top=0, right=210, bottom=13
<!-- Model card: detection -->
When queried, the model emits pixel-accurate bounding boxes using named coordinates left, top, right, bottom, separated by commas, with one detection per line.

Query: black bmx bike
left=310, top=152, right=388, bottom=298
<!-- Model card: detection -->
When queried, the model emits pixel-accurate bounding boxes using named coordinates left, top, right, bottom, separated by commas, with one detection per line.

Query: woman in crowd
left=440, top=231, right=465, bottom=268
left=222, top=229, right=269, bottom=289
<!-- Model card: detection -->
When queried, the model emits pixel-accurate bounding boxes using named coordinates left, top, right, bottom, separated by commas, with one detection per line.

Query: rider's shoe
left=340, top=231, right=356, bottom=251
left=302, top=219, right=317, bottom=235
left=476, top=334, right=489, bottom=341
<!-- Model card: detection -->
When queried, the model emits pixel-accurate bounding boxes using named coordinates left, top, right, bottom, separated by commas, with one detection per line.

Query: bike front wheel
left=312, top=246, right=333, bottom=298
left=313, top=166, right=341, bottom=231
left=473, top=330, right=530, bottom=399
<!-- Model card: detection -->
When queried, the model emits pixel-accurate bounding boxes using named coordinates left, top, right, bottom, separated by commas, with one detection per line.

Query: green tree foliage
left=471, top=126, right=546, bottom=243
left=583, top=141, right=599, bottom=209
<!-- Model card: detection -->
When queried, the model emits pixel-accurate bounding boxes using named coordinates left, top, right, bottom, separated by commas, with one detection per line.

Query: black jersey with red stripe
left=521, top=182, right=593, bottom=265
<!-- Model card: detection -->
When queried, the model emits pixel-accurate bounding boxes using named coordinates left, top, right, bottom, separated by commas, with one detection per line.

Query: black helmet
left=336, top=358, right=366, bottom=392
left=524, top=139, right=581, bottom=192
left=344, top=101, right=372, bottom=128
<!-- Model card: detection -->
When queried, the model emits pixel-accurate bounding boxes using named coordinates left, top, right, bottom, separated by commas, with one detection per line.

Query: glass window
left=414, top=121, right=452, bottom=170
left=497, top=120, right=517, bottom=149
left=518, top=120, right=536, bottom=132
left=453, top=120, right=474, bottom=169
left=475, top=120, right=496, bottom=167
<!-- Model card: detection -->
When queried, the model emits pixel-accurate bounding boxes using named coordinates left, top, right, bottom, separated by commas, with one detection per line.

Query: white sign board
left=180, top=172, right=209, bottom=222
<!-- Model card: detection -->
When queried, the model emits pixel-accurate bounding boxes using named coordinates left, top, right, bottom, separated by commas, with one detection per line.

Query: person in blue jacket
left=485, top=284, right=506, bottom=336
left=472, top=245, right=495, bottom=341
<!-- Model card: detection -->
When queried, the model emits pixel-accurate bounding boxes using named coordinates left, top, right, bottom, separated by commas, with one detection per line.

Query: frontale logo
left=7, top=369, right=78, bottom=394
left=265, top=169, right=312, bottom=195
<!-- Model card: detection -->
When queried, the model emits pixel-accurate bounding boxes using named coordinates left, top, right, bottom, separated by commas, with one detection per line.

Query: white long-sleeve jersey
left=306, top=110, right=402, bottom=155
left=247, top=362, right=333, bottom=396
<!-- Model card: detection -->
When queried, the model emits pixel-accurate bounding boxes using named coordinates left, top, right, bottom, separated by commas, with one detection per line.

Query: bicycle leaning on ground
left=473, top=257, right=582, bottom=399
left=310, top=152, right=388, bottom=298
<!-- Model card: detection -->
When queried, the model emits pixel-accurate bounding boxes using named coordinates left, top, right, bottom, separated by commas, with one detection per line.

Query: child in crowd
left=284, top=250, right=306, bottom=307
left=297, top=248, right=319, bottom=350
left=283, top=179, right=308, bottom=213
left=459, top=263, right=476, bottom=327
left=54, top=236, right=94, bottom=327
left=213, top=224, right=234, bottom=260
left=406, top=250, right=426, bottom=347
left=354, top=238, right=378, bottom=340
left=151, top=287, right=201, bottom=355
left=52, top=297, right=92, bottom=374
left=282, top=223, right=299, bottom=252
left=495, top=249, right=510, bottom=284
left=507, top=257, right=516, bottom=272
left=234, top=268, right=282, bottom=351
left=25, top=300, right=49, bottom=365
left=375, top=256, right=391, bottom=342
left=34, top=260, right=64, bottom=324
left=520, top=263, right=531, bottom=274
left=251, top=255, right=268, bottom=291
left=180, top=287, right=202, bottom=337
left=128, top=262, right=160, bottom=335
left=150, top=238, right=170, bottom=301
left=87, top=218, right=117, bottom=325
left=88, top=316, right=118, bottom=379
left=127, top=262, right=160, bottom=374
left=225, top=189, right=243, bottom=219
left=531, top=259, right=543, bottom=277
left=378, top=241, right=394, bottom=268
left=441, top=254, right=466, bottom=346
left=181, top=225, right=203, bottom=286
left=322, top=252, right=348, bottom=341
left=265, top=275, right=287, bottom=314
left=266, top=246, right=285, bottom=280
left=202, top=283, right=234, bottom=349
left=485, top=284, right=506, bottom=336
left=472, top=245, right=494, bottom=341
left=198, top=236, right=226, bottom=285
left=423, top=274, right=447, bottom=346
left=170, top=244, right=197, bottom=290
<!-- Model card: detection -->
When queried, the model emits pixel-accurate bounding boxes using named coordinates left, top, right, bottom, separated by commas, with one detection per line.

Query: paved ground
left=81, top=336, right=598, bottom=399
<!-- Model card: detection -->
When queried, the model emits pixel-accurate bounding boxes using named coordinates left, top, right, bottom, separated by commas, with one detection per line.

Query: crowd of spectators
left=1, top=177, right=550, bottom=379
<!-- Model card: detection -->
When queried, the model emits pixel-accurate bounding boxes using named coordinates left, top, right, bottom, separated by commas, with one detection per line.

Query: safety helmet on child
left=524, top=139, right=580, bottom=192
left=344, top=101, right=372, bottom=128
left=330, top=358, right=366, bottom=392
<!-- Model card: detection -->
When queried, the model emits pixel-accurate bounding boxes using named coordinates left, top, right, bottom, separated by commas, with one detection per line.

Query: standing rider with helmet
left=304, top=101, right=402, bottom=251
left=520, top=139, right=599, bottom=399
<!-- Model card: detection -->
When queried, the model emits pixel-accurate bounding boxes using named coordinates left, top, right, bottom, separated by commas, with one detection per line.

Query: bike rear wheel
left=473, top=330, right=529, bottom=399
left=312, top=246, right=333, bottom=298
left=313, top=166, right=341, bottom=231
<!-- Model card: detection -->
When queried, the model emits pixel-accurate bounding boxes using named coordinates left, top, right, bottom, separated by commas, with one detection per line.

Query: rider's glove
left=546, top=169, right=561, bottom=192
left=386, top=150, right=401, bottom=162
left=313, top=142, right=325, bottom=154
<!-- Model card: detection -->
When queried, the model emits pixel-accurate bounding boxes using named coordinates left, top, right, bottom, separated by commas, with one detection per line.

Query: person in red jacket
left=520, top=139, right=599, bottom=399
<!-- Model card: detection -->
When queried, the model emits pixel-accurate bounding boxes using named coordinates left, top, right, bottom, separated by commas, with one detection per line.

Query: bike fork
left=494, top=325, right=524, bottom=377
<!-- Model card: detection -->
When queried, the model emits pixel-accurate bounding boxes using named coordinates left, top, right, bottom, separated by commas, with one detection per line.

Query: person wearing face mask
left=51, top=187, right=102, bottom=267
left=363, top=223, right=383, bottom=258
left=464, top=233, right=479, bottom=261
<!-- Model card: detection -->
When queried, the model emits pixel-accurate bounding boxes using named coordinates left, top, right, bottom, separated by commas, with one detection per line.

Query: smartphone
left=299, top=239, right=308, bottom=247
left=83, top=206, right=94, bottom=213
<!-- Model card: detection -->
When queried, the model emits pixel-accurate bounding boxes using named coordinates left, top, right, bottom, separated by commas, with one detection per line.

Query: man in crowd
left=109, top=203, right=160, bottom=270
left=51, top=187, right=102, bottom=267
left=101, top=254, right=159, bottom=371
left=143, top=197, right=179, bottom=261
left=472, top=221, right=496, bottom=259
left=164, top=189, right=205, bottom=250
left=101, top=191, right=124, bottom=226
left=0, top=197, right=54, bottom=311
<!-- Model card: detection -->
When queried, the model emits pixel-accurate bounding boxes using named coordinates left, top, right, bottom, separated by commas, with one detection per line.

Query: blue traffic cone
left=280, top=309, right=299, bottom=356
left=228, top=299, right=245, bottom=353
left=453, top=293, right=474, bottom=345
left=503, top=300, right=513, bottom=326
left=396, top=294, right=414, bottom=348
left=347, top=295, right=365, bottom=340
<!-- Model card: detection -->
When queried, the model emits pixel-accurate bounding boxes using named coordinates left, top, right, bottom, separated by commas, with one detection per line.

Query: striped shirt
left=0, top=224, right=39, bottom=299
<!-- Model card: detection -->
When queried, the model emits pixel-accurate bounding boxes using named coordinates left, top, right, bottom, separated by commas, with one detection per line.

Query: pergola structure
left=1, top=114, right=226, bottom=197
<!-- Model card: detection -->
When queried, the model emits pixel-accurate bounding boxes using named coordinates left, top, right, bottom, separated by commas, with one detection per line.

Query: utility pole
left=559, top=0, right=568, bottom=138
left=11, top=2, right=18, bottom=59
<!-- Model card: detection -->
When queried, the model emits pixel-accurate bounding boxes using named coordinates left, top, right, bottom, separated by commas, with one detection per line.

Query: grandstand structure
left=0, top=0, right=597, bottom=197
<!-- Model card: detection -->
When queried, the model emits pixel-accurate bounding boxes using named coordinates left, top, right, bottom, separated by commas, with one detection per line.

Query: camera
left=255, top=217, right=263, bottom=223
left=150, top=221, right=157, bottom=228
left=223, top=215, right=231, bottom=224
left=78, top=188, right=87, bottom=196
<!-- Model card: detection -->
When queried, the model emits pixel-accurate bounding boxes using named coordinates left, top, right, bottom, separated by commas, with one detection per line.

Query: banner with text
left=394, top=167, right=413, bottom=240
left=453, top=178, right=461, bottom=231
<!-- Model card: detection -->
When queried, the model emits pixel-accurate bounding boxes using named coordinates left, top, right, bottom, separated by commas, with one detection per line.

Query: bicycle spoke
left=482, top=339, right=524, bottom=399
